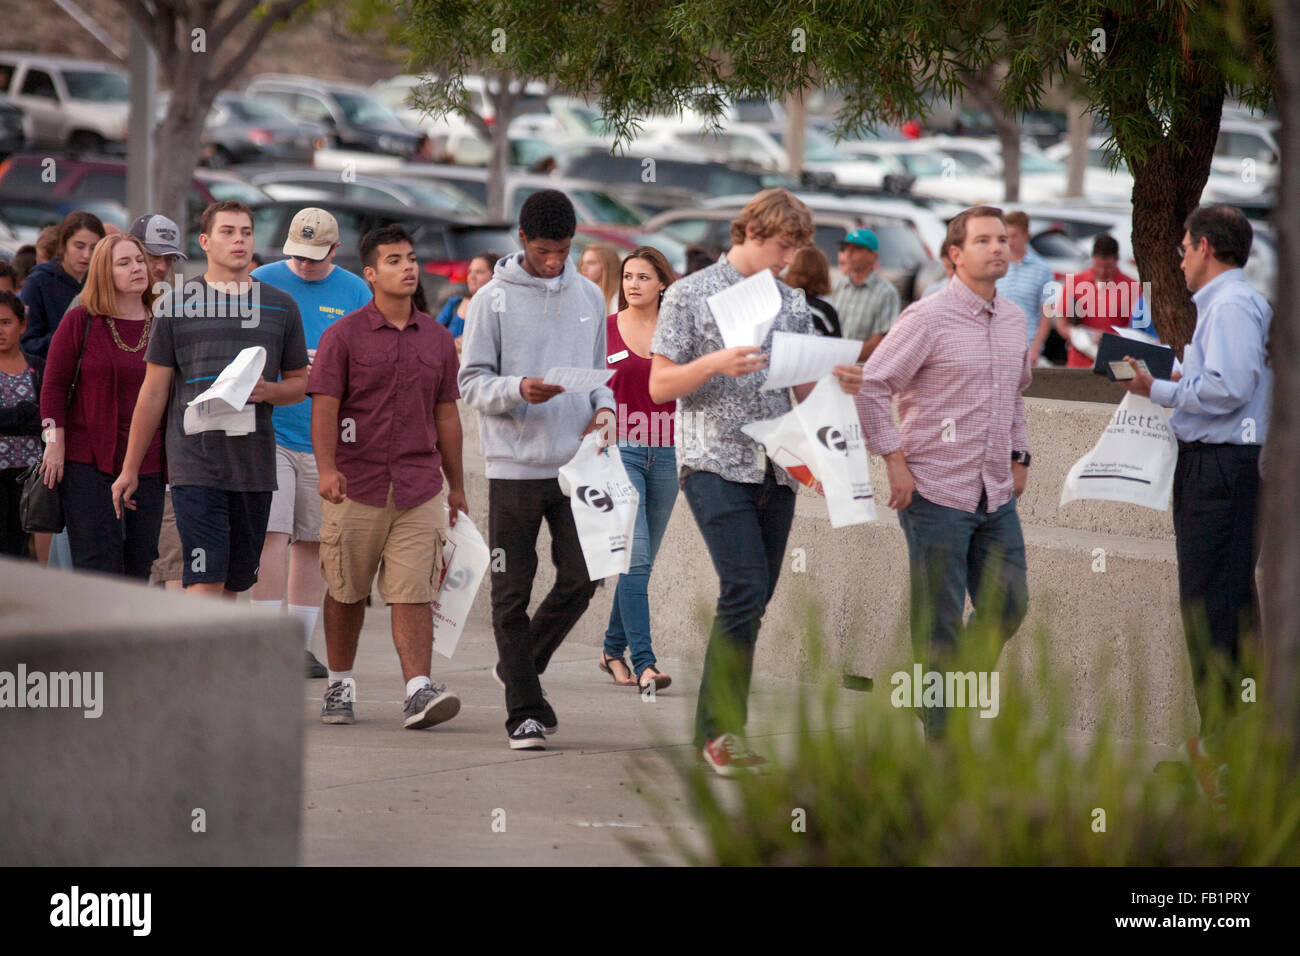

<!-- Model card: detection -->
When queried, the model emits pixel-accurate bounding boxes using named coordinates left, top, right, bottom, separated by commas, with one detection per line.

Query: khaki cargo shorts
left=318, top=485, right=445, bottom=605
left=149, top=488, right=183, bottom=585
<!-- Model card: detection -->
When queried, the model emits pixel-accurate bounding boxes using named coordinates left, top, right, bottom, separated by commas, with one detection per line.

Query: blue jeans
left=897, top=490, right=1028, bottom=736
left=604, top=444, right=678, bottom=677
left=682, top=466, right=795, bottom=748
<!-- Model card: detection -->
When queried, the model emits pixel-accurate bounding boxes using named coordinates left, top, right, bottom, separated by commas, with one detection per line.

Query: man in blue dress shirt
left=1116, top=205, right=1271, bottom=755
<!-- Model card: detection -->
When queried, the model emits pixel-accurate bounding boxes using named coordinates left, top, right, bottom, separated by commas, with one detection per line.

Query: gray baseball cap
left=129, top=213, right=188, bottom=259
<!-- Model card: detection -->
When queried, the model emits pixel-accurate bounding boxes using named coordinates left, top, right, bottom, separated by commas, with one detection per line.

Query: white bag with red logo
left=742, top=375, right=876, bottom=527
left=432, top=510, right=491, bottom=658
left=558, top=432, right=640, bottom=580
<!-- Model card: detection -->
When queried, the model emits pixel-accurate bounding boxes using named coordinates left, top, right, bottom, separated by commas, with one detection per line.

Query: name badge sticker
left=607, top=349, right=629, bottom=364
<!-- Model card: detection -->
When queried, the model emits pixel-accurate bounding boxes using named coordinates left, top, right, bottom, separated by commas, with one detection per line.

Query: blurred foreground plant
left=631, top=607, right=1300, bottom=866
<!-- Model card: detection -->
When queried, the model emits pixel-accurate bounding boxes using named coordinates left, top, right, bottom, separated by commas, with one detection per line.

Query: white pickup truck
left=0, top=52, right=128, bottom=155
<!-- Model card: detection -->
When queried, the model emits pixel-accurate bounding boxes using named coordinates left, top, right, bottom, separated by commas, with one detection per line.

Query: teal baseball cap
left=839, top=228, right=879, bottom=251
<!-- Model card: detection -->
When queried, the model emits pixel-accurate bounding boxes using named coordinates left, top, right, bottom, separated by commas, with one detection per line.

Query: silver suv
left=0, top=53, right=128, bottom=154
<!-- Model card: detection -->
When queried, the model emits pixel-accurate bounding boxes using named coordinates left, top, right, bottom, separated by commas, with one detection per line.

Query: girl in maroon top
left=598, top=246, right=678, bottom=692
left=39, top=234, right=165, bottom=579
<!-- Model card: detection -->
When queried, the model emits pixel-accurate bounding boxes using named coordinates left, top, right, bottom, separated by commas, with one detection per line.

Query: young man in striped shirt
left=855, top=205, right=1032, bottom=739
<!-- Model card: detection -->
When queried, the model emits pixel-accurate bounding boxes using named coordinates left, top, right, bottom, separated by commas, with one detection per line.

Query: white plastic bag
left=1060, top=392, right=1177, bottom=511
left=558, top=432, right=640, bottom=580
left=742, top=375, right=877, bottom=528
left=432, top=510, right=491, bottom=658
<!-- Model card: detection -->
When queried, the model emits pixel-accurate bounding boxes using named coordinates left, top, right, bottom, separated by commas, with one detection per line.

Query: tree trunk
left=484, top=72, right=519, bottom=222
left=153, top=91, right=208, bottom=250
left=784, top=90, right=806, bottom=178
left=1262, top=0, right=1300, bottom=756
left=1111, top=71, right=1224, bottom=351
left=966, top=65, right=1020, bottom=202
left=1065, top=99, right=1089, bottom=198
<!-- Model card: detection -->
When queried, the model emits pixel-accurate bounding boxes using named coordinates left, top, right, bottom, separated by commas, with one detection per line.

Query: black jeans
left=681, top=467, right=796, bottom=748
left=61, top=461, right=165, bottom=580
left=1172, top=443, right=1261, bottom=733
left=488, top=477, right=600, bottom=733
left=0, top=466, right=31, bottom=558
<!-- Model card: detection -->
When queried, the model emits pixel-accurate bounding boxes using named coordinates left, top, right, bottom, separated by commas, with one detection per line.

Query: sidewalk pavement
left=298, top=606, right=1185, bottom=866
left=300, top=608, right=846, bottom=866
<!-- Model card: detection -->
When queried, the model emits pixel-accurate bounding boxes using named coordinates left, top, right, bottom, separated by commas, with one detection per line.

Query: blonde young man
left=650, top=188, right=862, bottom=776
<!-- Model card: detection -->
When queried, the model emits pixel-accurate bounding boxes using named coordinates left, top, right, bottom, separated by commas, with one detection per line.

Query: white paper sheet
left=1110, top=324, right=1168, bottom=348
left=762, top=332, right=863, bottom=390
left=543, top=367, right=614, bottom=392
left=183, top=346, right=265, bottom=436
left=706, top=268, right=781, bottom=349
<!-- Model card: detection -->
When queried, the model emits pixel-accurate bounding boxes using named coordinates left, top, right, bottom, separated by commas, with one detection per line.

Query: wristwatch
left=1011, top=450, right=1032, bottom=467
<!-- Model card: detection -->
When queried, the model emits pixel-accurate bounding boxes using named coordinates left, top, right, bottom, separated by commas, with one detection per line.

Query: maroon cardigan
left=39, top=305, right=164, bottom=476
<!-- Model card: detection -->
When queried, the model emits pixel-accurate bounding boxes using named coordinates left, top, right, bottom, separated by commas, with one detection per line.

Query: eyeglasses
left=1178, top=239, right=1201, bottom=260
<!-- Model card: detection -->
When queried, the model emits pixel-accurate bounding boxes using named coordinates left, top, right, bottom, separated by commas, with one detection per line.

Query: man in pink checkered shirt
left=855, top=205, right=1033, bottom=739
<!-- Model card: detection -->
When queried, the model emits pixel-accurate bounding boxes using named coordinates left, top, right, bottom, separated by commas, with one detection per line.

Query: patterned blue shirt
left=1148, top=269, right=1272, bottom=445
left=996, top=248, right=1054, bottom=345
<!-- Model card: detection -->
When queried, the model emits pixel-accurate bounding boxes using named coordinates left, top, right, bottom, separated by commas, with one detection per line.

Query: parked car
left=200, top=93, right=326, bottom=167
left=246, top=168, right=487, bottom=217
left=244, top=75, right=421, bottom=157
left=0, top=153, right=268, bottom=241
left=392, top=165, right=649, bottom=225
left=569, top=224, right=691, bottom=278
left=0, top=95, right=27, bottom=158
left=645, top=201, right=940, bottom=302
left=0, top=195, right=129, bottom=244
left=1212, top=117, right=1279, bottom=184
left=632, top=120, right=909, bottom=190
left=0, top=53, right=128, bottom=154
left=553, top=147, right=796, bottom=212
left=219, top=198, right=519, bottom=298
left=372, top=74, right=550, bottom=130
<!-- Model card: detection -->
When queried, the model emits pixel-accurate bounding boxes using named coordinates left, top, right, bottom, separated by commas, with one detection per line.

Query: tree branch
left=211, top=0, right=263, bottom=48
left=212, top=0, right=312, bottom=93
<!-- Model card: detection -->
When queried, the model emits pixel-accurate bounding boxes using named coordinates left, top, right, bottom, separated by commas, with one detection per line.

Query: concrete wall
left=0, top=562, right=303, bottom=865
left=455, top=396, right=1198, bottom=745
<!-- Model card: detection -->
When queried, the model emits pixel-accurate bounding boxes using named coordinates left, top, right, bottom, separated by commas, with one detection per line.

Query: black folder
left=1092, top=331, right=1176, bottom=381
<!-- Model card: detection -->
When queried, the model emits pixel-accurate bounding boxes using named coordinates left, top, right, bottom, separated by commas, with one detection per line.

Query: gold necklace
left=105, top=315, right=151, bottom=353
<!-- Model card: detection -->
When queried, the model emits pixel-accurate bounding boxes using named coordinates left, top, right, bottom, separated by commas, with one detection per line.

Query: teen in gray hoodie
left=459, top=189, right=616, bottom=750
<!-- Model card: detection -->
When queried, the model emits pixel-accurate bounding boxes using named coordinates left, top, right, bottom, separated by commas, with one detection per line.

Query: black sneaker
left=305, top=651, right=328, bottom=679
left=403, top=682, right=461, bottom=729
left=321, top=679, right=355, bottom=725
left=493, top=662, right=555, bottom=733
left=509, top=718, right=547, bottom=750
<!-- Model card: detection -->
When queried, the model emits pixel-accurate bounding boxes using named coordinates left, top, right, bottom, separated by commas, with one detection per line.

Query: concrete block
left=0, top=561, right=304, bottom=865
left=456, top=399, right=1193, bottom=744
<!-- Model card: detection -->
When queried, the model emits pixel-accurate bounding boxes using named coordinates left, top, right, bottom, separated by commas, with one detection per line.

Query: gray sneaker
left=321, top=679, right=355, bottom=725
left=403, top=682, right=461, bottom=729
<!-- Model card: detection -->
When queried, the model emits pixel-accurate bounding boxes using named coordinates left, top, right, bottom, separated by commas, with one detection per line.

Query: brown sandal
left=599, top=652, right=636, bottom=686
left=638, top=666, right=672, bottom=692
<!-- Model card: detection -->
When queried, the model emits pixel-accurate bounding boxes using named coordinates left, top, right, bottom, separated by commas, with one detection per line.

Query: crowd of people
left=0, top=186, right=1270, bottom=788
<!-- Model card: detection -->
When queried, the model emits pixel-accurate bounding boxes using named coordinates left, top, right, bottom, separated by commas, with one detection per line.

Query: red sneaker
left=701, top=733, right=769, bottom=778
left=1186, top=737, right=1227, bottom=808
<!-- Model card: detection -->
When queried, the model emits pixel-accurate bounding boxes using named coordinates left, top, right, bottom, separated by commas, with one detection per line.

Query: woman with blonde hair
left=39, top=233, right=165, bottom=578
left=578, top=242, right=622, bottom=314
